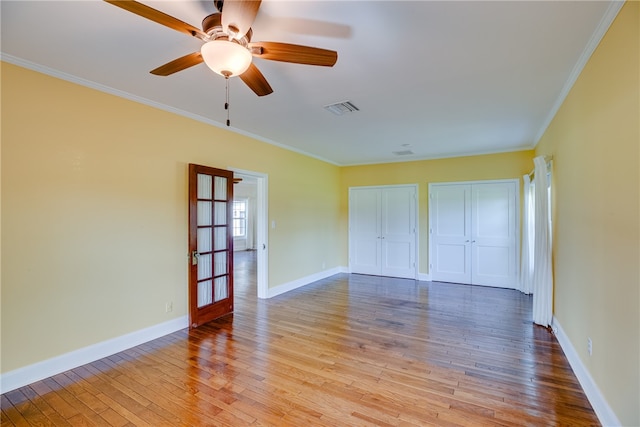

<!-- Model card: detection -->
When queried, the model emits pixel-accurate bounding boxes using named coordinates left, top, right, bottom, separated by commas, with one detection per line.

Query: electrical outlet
left=587, top=337, right=593, bottom=356
left=165, top=302, right=173, bottom=313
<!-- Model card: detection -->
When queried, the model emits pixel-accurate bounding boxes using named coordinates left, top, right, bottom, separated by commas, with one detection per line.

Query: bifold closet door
left=430, top=181, right=517, bottom=288
left=350, top=186, right=417, bottom=279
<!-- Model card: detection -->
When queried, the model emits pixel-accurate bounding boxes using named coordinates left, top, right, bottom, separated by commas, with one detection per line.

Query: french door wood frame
left=188, top=164, right=234, bottom=328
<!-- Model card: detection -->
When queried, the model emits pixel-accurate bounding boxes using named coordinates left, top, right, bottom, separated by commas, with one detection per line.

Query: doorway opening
left=230, top=168, right=268, bottom=299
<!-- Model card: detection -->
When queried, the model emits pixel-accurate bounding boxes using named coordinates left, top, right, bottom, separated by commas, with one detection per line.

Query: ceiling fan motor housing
left=202, top=13, right=222, bottom=36
left=202, top=13, right=252, bottom=43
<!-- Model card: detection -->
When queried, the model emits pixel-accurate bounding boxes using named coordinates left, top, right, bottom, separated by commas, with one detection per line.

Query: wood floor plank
left=1, top=252, right=600, bottom=426
left=16, top=388, right=71, bottom=427
left=0, top=402, right=30, bottom=427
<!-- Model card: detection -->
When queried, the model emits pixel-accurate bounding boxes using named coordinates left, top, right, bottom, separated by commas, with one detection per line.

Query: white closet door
left=430, top=185, right=472, bottom=284
left=380, top=187, right=416, bottom=278
left=471, top=182, right=517, bottom=287
left=349, top=186, right=417, bottom=279
left=349, top=188, right=381, bottom=276
left=430, top=180, right=518, bottom=288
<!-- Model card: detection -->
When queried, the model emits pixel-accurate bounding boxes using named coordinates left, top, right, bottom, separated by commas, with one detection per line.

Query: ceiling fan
left=104, top=0, right=338, bottom=97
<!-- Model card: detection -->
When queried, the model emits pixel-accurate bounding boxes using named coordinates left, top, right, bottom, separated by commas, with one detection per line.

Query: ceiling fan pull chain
left=225, top=76, right=230, bottom=127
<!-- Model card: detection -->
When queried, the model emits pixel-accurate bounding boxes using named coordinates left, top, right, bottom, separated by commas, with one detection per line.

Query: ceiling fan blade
left=221, top=0, right=262, bottom=39
left=249, top=42, right=337, bottom=67
left=104, top=0, right=206, bottom=39
left=239, top=63, right=273, bottom=96
left=150, top=52, right=203, bottom=76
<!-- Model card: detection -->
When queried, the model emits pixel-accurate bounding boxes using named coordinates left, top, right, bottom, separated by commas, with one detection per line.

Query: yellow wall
left=1, top=62, right=342, bottom=372
left=535, top=2, right=639, bottom=425
left=339, top=151, right=535, bottom=274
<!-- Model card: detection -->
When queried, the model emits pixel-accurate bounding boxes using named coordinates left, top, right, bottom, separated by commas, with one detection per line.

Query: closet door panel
left=349, top=188, right=381, bottom=275
left=471, top=182, right=517, bottom=287
left=430, top=185, right=472, bottom=284
left=380, top=187, right=416, bottom=278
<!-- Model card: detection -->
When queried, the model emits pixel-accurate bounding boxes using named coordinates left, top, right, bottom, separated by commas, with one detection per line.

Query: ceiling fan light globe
left=201, top=40, right=252, bottom=77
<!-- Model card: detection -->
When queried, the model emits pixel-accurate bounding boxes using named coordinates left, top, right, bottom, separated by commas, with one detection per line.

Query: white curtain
left=519, top=174, right=534, bottom=295
left=531, top=156, right=553, bottom=326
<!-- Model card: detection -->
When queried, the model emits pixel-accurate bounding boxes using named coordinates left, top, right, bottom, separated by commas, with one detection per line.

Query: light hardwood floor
left=1, top=251, right=599, bottom=426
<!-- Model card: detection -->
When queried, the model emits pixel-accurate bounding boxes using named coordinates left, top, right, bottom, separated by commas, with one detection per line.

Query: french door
left=429, top=180, right=518, bottom=288
left=188, top=164, right=234, bottom=328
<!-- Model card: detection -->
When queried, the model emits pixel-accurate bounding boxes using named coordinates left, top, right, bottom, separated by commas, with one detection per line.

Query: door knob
left=191, top=251, right=200, bottom=265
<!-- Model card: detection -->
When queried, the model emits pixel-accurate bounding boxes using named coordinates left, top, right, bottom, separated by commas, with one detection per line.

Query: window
left=232, top=200, right=247, bottom=237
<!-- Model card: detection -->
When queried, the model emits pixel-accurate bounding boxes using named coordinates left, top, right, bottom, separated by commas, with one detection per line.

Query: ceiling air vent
left=393, top=150, right=414, bottom=156
left=323, top=100, right=359, bottom=116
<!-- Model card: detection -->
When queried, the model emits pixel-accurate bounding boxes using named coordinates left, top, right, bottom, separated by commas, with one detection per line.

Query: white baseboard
left=267, top=266, right=347, bottom=298
left=552, top=317, right=621, bottom=427
left=345, top=267, right=430, bottom=282
left=1, top=315, right=189, bottom=394
left=417, top=272, right=432, bottom=281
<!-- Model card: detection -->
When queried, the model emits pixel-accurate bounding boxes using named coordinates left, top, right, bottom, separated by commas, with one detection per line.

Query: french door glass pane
left=214, top=176, right=227, bottom=199
left=197, top=228, right=212, bottom=253
left=197, top=201, right=212, bottom=226
left=214, top=227, right=227, bottom=250
left=214, top=252, right=227, bottom=276
left=214, top=276, right=228, bottom=302
left=197, top=280, right=212, bottom=307
left=198, top=253, right=212, bottom=280
left=214, top=202, right=227, bottom=225
left=198, top=174, right=212, bottom=199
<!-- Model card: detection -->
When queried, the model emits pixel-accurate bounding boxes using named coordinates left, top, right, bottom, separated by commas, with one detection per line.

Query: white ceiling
left=1, top=1, right=620, bottom=165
